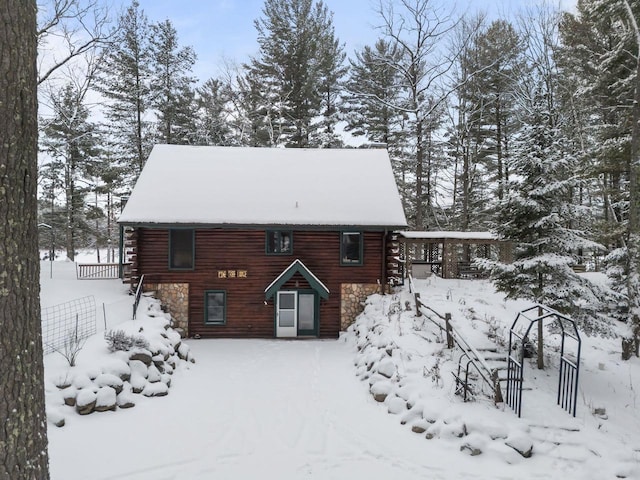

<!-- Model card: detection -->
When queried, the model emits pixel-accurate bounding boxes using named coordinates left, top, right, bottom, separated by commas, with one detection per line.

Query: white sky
left=127, top=0, right=578, bottom=84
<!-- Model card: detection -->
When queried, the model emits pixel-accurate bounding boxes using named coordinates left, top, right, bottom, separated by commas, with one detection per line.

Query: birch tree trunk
left=0, top=0, right=51, bottom=477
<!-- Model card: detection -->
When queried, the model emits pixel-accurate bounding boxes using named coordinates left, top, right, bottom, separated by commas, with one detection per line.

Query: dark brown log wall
left=135, top=228, right=384, bottom=338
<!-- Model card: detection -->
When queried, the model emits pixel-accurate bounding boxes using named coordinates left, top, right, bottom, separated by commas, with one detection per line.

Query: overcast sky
left=125, top=0, right=578, bottom=82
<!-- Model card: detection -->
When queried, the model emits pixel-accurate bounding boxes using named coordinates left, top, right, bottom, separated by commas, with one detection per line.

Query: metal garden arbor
left=506, top=305, right=582, bottom=417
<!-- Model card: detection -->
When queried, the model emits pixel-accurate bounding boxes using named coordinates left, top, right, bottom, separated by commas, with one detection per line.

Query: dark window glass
left=266, top=231, right=292, bottom=254
left=341, top=232, right=362, bottom=265
left=169, top=229, right=194, bottom=269
left=205, top=291, right=226, bottom=325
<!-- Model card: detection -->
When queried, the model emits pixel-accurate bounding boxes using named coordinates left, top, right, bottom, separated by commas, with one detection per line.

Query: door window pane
left=298, top=294, right=315, bottom=331
left=279, top=292, right=295, bottom=310
left=279, top=310, right=295, bottom=327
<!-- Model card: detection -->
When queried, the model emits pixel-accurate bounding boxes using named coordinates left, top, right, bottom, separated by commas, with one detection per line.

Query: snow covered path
left=48, top=339, right=526, bottom=480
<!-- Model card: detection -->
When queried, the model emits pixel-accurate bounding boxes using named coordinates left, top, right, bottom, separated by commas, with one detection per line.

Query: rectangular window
left=341, top=231, right=362, bottom=265
left=169, top=229, right=194, bottom=269
left=205, top=290, right=226, bottom=325
left=266, top=230, right=292, bottom=254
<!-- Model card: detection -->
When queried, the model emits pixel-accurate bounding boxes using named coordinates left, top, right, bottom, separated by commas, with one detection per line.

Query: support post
left=415, top=292, right=422, bottom=316
left=445, top=313, right=454, bottom=348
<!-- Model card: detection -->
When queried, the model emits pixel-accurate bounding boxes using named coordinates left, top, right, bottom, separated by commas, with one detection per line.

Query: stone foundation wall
left=341, top=283, right=381, bottom=330
left=145, top=283, right=189, bottom=336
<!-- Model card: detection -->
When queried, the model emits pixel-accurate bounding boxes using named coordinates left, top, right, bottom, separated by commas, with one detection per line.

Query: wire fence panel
left=42, top=296, right=97, bottom=354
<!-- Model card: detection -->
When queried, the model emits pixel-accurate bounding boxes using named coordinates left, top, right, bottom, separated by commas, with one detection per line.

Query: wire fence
left=41, top=296, right=97, bottom=355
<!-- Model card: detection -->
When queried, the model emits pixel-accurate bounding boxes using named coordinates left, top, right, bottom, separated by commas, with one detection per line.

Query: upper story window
left=341, top=231, right=362, bottom=265
left=266, top=230, right=292, bottom=255
left=169, top=229, right=194, bottom=269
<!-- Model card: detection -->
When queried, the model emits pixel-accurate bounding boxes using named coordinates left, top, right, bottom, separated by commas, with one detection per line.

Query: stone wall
left=145, top=283, right=189, bottom=336
left=341, top=283, right=381, bottom=330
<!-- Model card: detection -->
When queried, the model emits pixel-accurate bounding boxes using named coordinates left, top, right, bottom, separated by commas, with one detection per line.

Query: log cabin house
left=118, top=145, right=407, bottom=338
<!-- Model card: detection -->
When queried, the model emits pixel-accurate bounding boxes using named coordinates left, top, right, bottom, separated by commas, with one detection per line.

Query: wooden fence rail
left=76, top=263, right=120, bottom=280
left=408, top=274, right=503, bottom=403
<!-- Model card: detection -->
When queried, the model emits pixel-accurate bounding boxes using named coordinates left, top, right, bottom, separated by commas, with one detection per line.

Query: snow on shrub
left=105, top=329, right=150, bottom=352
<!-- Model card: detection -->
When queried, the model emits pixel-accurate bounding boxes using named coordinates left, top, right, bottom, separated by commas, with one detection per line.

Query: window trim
left=340, top=231, right=363, bottom=266
left=168, top=228, right=195, bottom=270
left=265, top=230, right=293, bottom=255
left=204, top=290, right=226, bottom=326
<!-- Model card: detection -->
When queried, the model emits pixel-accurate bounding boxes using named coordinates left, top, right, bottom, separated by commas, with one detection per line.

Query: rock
left=76, top=388, right=97, bottom=415
left=147, top=365, right=162, bottom=383
left=95, top=386, right=117, bottom=412
left=505, top=433, right=534, bottom=458
left=142, top=382, right=169, bottom=397
left=129, top=350, right=152, bottom=366
left=177, top=343, right=190, bottom=361
left=103, top=359, right=131, bottom=382
left=129, top=373, right=147, bottom=394
left=95, top=373, right=124, bottom=395
left=376, top=358, right=396, bottom=379
left=60, top=386, right=77, bottom=407
left=160, top=373, right=172, bottom=388
left=53, top=373, right=73, bottom=390
left=47, top=407, right=66, bottom=428
left=460, top=444, right=482, bottom=456
left=128, top=359, right=149, bottom=378
left=370, top=380, right=393, bottom=403
left=411, top=425, right=427, bottom=434
left=387, top=396, right=407, bottom=415
left=116, top=389, right=136, bottom=409
left=72, top=373, right=94, bottom=390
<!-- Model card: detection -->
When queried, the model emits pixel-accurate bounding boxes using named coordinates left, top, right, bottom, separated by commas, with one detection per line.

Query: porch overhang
left=264, top=259, right=330, bottom=300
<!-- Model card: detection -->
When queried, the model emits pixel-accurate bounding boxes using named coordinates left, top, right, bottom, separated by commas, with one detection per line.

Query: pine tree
left=0, top=0, right=50, bottom=476
left=41, top=82, right=100, bottom=261
left=486, top=88, right=605, bottom=359
left=194, top=78, right=231, bottom=145
left=149, top=19, right=198, bottom=145
left=249, top=0, right=346, bottom=147
left=97, top=0, right=153, bottom=179
left=559, top=0, right=640, bottom=356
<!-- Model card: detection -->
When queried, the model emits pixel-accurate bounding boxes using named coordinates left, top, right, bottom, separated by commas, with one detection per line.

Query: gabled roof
left=118, top=145, right=407, bottom=228
left=264, top=259, right=329, bottom=299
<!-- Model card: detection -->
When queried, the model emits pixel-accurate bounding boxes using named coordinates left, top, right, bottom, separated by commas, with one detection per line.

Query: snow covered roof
left=399, top=231, right=500, bottom=241
left=118, top=145, right=407, bottom=228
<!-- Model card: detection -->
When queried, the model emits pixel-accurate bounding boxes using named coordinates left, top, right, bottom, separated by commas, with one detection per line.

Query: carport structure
left=399, top=231, right=512, bottom=279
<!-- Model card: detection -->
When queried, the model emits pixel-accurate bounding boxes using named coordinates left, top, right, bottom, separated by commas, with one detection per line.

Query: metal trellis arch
left=506, top=304, right=581, bottom=418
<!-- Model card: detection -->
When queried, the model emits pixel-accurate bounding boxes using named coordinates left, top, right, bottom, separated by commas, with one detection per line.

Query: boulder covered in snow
left=76, top=388, right=97, bottom=415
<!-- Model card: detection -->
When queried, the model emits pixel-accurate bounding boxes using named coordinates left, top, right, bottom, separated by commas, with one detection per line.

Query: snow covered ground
left=43, top=260, right=640, bottom=479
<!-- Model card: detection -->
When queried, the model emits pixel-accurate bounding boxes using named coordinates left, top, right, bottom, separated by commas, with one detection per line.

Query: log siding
left=135, top=228, right=384, bottom=338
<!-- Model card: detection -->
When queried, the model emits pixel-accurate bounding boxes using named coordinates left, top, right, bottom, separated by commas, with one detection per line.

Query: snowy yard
left=43, top=261, right=640, bottom=479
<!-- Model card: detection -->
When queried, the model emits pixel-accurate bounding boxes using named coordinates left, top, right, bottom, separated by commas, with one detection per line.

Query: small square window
left=205, top=290, right=226, bottom=325
left=169, top=229, right=194, bottom=269
left=266, top=231, right=292, bottom=254
left=341, top=232, right=362, bottom=265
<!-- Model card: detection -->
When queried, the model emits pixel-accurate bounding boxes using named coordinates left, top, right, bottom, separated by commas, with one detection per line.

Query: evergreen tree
left=194, top=78, right=231, bottom=145
left=41, top=82, right=100, bottom=261
left=343, top=39, right=412, bottom=212
left=559, top=0, right=640, bottom=355
left=249, top=0, right=347, bottom=147
left=150, top=19, right=198, bottom=145
left=97, top=0, right=153, bottom=180
left=485, top=88, right=605, bottom=351
left=0, top=0, right=51, bottom=476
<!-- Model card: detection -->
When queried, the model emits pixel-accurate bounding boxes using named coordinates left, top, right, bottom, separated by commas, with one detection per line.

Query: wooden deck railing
left=76, top=263, right=120, bottom=280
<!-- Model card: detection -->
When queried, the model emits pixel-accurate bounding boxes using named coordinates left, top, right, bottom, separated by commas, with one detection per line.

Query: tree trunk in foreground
left=0, top=0, right=51, bottom=478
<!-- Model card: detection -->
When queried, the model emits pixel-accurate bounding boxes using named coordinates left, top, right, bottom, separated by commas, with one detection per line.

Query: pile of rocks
left=349, top=295, right=534, bottom=459
left=47, top=311, right=194, bottom=428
